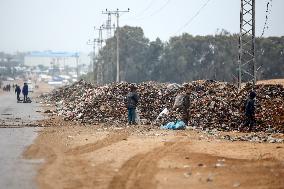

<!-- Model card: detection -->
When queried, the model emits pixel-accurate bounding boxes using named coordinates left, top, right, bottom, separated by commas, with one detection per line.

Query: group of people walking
left=14, top=83, right=29, bottom=102
left=125, top=84, right=256, bottom=131
left=2, top=84, right=12, bottom=91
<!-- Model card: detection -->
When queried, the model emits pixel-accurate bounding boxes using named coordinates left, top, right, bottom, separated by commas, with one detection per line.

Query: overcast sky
left=0, top=0, right=283, bottom=53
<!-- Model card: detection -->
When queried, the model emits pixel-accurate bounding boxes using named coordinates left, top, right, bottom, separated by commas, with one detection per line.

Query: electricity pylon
left=238, top=0, right=256, bottom=89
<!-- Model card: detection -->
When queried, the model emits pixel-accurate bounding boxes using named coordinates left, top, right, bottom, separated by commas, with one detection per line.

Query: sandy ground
left=24, top=117, right=284, bottom=189
left=257, top=79, right=284, bottom=86
left=22, top=79, right=284, bottom=189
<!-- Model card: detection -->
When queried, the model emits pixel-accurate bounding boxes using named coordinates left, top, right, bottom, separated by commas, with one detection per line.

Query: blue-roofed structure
left=27, top=51, right=80, bottom=58
left=24, top=51, right=84, bottom=68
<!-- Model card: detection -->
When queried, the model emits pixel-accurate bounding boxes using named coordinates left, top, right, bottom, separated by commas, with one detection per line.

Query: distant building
left=24, top=51, right=90, bottom=69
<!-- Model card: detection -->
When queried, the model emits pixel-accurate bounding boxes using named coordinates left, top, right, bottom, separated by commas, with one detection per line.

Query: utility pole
left=75, top=53, right=79, bottom=79
left=102, top=8, right=130, bottom=82
left=88, top=25, right=106, bottom=84
left=238, top=0, right=256, bottom=89
left=96, top=26, right=104, bottom=84
left=92, top=40, right=96, bottom=81
left=87, top=38, right=98, bottom=82
left=102, top=13, right=116, bottom=38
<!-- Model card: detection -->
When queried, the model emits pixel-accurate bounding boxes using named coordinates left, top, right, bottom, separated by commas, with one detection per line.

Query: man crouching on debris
left=173, top=88, right=190, bottom=125
left=126, top=85, right=139, bottom=125
left=244, top=91, right=256, bottom=131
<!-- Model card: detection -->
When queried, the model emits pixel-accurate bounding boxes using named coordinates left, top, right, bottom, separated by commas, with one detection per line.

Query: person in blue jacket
left=126, top=85, right=139, bottom=125
left=22, top=83, right=29, bottom=102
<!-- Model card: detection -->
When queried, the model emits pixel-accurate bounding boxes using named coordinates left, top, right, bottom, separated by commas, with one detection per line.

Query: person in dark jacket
left=126, top=85, right=139, bottom=125
left=15, top=84, right=21, bottom=101
left=244, top=91, right=256, bottom=131
left=22, top=83, right=29, bottom=102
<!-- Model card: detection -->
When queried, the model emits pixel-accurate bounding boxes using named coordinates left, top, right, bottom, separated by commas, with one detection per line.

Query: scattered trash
left=183, top=172, right=192, bottom=178
left=221, top=133, right=284, bottom=143
left=44, top=110, right=52, bottom=113
left=215, top=162, right=225, bottom=167
left=233, top=181, right=241, bottom=187
left=206, top=173, right=214, bottom=182
left=40, top=80, right=284, bottom=134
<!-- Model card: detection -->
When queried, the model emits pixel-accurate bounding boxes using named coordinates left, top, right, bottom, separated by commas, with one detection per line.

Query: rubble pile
left=187, top=81, right=241, bottom=131
left=45, top=80, right=170, bottom=124
left=188, top=81, right=284, bottom=133
left=240, top=84, right=284, bottom=132
left=42, top=80, right=284, bottom=133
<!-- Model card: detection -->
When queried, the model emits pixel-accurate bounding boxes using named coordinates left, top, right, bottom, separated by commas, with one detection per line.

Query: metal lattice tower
left=238, top=0, right=256, bottom=89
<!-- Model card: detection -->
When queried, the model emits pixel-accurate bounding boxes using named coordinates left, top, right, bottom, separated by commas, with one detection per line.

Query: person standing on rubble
left=22, top=82, right=29, bottom=103
left=173, top=89, right=190, bottom=125
left=244, top=91, right=256, bottom=131
left=126, top=85, right=139, bottom=125
left=15, top=84, right=21, bottom=101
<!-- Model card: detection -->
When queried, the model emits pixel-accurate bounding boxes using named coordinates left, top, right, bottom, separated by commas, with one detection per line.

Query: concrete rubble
left=41, top=79, right=284, bottom=133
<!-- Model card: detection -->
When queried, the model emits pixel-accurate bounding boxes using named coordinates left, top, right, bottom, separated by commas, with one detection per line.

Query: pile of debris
left=41, top=80, right=284, bottom=133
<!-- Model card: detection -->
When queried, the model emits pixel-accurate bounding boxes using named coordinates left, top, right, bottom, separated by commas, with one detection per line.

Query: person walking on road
left=244, top=91, right=256, bottom=131
left=22, top=83, right=29, bottom=103
left=15, top=84, right=21, bottom=101
left=126, top=85, right=139, bottom=125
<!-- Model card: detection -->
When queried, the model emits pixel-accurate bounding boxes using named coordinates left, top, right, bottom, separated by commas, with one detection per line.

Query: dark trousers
left=127, top=108, right=136, bottom=124
left=16, top=93, right=20, bottom=101
left=180, top=109, right=189, bottom=125
left=23, top=94, right=28, bottom=102
left=244, top=114, right=255, bottom=131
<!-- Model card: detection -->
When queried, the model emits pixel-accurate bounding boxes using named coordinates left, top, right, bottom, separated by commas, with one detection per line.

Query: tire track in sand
left=65, top=131, right=129, bottom=155
left=108, top=141, right=181, bottom=189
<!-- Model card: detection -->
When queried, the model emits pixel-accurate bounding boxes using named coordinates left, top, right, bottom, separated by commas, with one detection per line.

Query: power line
left=174, top=0, right=212, bottom=35
left=135, top=0, right=156, bottom=18
left=121, top=0, right=171, bottom=21
left=261, top=0, right=272, bottom=37
left=149, top=0, right=171, bottom=17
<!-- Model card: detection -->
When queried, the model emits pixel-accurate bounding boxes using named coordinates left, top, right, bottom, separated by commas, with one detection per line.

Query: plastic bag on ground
left=156, top=108, right=169, bottom=120
left=161, top=120, right=186, bottom=130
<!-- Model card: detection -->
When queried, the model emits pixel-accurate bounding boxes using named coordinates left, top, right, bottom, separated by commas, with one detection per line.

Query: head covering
left=130, top=84, right=137, bottom=91
left=249, top=91, right=256, bottom=99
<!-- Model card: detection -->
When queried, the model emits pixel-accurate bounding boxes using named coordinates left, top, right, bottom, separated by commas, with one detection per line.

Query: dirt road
left=24, top=116, right=284, bottom=189
left=0, top=92, right=43, bottom=127
left=21, top=80, right=284, bottom=189
left=0, top=81, right=51, bottom=189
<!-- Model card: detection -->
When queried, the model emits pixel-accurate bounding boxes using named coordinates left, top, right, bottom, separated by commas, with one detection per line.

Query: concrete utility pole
left=238, top=0, right=256, bottom=89
left=96, top=26, right=104, bottom=84
left=87, top=38, right=98, bottom=82
left=92, top=40, right=96, bottom=81
left=75, top=54, right=79, bottom=79
left=102, top=8, right=130, bottom=83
